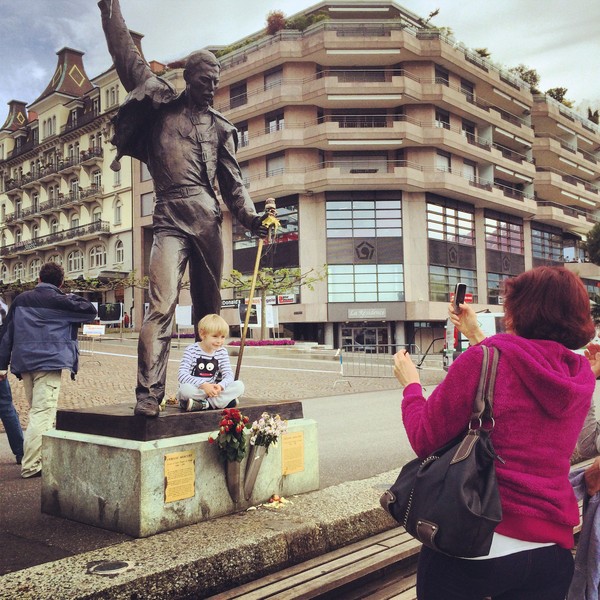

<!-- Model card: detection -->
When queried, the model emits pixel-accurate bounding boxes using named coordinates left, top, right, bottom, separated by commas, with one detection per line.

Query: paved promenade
left=0, top=336, right=444, bottom=598
left=4, top=334, right=422, bottom=429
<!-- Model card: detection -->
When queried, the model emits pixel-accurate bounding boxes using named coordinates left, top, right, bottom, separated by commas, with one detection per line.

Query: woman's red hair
left=503, top=266, right=595, bottom=349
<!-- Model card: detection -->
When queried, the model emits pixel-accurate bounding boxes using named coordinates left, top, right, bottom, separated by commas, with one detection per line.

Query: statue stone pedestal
left=41, top=401, right=318, bottom=537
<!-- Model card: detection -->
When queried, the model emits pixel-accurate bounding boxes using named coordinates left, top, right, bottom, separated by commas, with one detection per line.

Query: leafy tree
left=508, top=64, right=540, bottom=93
left=546, top=87, right=574, bottom=108
left=0, top=270, right=149, bottom=296
left=266, top=10, right=286, bottom=36
left=222, top=266, right=327, bottom=340
left=584, top=222, right=600, bottom=266
left=591, top=293, right=600, bottom=326
left=588, top=107, right=599, bottom=125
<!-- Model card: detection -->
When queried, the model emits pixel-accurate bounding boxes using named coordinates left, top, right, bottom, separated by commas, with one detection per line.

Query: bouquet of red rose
left=208, top=408, right=251, bottom=462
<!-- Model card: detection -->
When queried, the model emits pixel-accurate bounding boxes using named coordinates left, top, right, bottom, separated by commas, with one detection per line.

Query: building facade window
left=328, top=264, right=404, bottom=302
left=48, top=254, right=63, bottom=265
left=90, top=245, right=107, bottom=268
left=70, top=178, right=79, bottom=198
left=115, top=239, right=124, bottom=263
left=0, top=265, right=7, bottom=281
left=435, top=64, right=450, bottom=86
left=325, top=193, right=403, bottom=302
left=430, top=266, right=477, bottom=303
left=140, top=162, right=151, bottom=181
left=70, top=214, right=79, bottom=229
left=141, top=192, right=154, bottom=217
left=427, top=196, right=476, bottom=301
left=531, top=225, right=563, bottom=263
left=92, top=170, right=102, bottom=188
left=426, top=199, right=475, bottom=245
left=67, top=249, right=84, bottom=273
left=484, top=214, right=524, bottom=254
left=92, top=207, right=102, bottom=222
left=230, top=82, right=247, bottom=108
left=237, top=122, right=249, bottom=147
left=266, top=111, right=285, bottom=134
left=114, top=169, right=121, bottom=186
left=32, top=224, right=39, bottom=239
left=487, top=272, right=508, bottom=305
left=266, top=153, right=285, bottom=177
left=264, top=67, right=283, bottom=90
left=13, top=262, right=24, bottom=281
left=50, top=218, right=59, bottom=234
left=114, top=199, right=122, bottom=224
left=29, top=258, right=42, bottom=280
left=435, top=108, right=450, bottom=129
left=232, top=197, right=300, bottom=272
left=327, top=198, right=402, bottom=239
left=435, top=150, right=451, bottom=171
left=332, top=152, right=387, bottom=174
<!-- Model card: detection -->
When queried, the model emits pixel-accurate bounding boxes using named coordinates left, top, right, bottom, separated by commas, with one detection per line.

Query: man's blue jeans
left=0, top=377, right=24, bottom=459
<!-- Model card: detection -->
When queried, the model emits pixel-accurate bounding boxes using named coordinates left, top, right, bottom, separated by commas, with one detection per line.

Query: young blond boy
left=177, top=314, right=244, bottom=411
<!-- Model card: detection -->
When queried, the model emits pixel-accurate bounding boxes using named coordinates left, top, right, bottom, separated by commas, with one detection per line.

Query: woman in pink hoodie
left=394, top=266, right=596, bottom=600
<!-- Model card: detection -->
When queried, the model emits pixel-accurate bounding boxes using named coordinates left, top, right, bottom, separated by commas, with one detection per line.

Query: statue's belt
left=157, top=185, right=208, bottom=200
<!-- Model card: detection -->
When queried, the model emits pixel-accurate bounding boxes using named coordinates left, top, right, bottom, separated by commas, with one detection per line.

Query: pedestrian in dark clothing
left=0, top=296, right=23, bottom=464
left=0, top=263, right=97, bottom=478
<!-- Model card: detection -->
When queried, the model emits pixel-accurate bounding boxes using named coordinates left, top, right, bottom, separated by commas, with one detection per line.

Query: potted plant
left=244, top=412, right=288, bottom=500
left=209, top=408, right=251, bottom=503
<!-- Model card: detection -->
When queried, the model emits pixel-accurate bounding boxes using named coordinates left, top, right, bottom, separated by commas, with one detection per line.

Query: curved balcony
left=0, top=220, right=111, bottom=257
left=535, top=166, right=600, bottom=208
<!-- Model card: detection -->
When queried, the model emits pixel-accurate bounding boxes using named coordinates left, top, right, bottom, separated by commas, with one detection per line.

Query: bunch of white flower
left=249, top=412, right=288, bottom=453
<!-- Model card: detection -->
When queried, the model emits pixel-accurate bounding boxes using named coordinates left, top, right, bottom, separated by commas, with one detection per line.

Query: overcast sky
left=1, top=0, right=599, bottom=120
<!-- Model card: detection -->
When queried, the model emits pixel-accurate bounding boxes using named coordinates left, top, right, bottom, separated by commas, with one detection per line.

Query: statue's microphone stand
left=234, top=198, right=279, bottom=380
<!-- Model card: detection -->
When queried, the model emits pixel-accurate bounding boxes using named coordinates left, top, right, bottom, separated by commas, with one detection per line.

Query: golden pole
left=234, top=199, right=279, bottom=380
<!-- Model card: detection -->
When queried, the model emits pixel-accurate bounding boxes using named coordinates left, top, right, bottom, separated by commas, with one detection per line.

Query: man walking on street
left=0, top=263, right=97, bottom=478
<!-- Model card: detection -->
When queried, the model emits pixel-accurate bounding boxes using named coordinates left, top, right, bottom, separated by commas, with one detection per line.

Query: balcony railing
left=6, top=138, right=36, bottom=160
left=0, top=220, right=110, bottom=257
left=61, top=110, right=101, bottom=135
left=536, top=166, right=600, bottom=195
left=217, top=20, right=530, bottom=96
left=537, top=201, right=598, bottom=224
left=214, top=67, right=527, bottom=127
left=3, top=186, right=103, bottom=223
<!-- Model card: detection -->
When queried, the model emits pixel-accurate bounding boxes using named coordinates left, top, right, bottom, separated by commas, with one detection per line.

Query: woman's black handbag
left=380, top=346, right=502, bottom=558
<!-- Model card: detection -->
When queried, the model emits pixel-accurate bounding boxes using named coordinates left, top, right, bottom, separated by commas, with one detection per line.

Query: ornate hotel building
left=0, top=47, right=137, bottom=317
left=2, top=1, right=600, bottom=350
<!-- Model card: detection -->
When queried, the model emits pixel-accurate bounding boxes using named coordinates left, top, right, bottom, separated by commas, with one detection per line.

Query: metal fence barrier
left=339, top=344, right=420, bottom=378
left=78, top=334, right=101, bottom=365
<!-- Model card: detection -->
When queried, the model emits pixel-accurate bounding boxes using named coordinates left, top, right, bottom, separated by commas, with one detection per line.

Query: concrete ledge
left=0, top=470, right=399, bottom=599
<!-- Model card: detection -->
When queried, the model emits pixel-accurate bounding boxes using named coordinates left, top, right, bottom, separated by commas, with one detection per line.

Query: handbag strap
left=470, top=346, right=500, bottom=428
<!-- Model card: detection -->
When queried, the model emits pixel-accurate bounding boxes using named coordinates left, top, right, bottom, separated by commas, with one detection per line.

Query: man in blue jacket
left=0, top=262, right=97, bottom=478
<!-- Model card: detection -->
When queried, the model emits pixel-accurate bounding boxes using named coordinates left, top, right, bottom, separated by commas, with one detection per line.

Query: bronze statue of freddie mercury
left=98, top=0, right=268, bottom=417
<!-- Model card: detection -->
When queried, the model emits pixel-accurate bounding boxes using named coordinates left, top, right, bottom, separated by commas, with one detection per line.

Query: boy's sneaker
left=186, top=398, right=210, bottom=412
left=225, top=398, right=239, bottom=409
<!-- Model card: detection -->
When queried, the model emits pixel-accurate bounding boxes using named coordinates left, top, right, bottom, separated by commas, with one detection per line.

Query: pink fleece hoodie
left=402, top=333, right=595, bottom=549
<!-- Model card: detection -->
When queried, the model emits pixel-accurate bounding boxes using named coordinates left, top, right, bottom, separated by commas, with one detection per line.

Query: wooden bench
left=206, top=528, right=420, bottom=600
left=213, top=459, right=594, bottom=600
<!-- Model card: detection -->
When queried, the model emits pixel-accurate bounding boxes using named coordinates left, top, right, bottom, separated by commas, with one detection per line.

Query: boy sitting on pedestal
left=177, top=314, right=244, bottom=411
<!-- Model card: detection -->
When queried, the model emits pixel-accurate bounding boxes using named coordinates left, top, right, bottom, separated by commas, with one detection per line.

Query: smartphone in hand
left=453, top=282, right=467, bottom=314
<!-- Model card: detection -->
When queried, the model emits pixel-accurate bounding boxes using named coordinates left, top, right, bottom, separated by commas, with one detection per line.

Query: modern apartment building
left=2, top=0, right=600, bottom=351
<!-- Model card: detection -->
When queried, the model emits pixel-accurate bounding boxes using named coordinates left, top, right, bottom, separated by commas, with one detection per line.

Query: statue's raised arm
left=98, top=0, right=153, bottom=92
